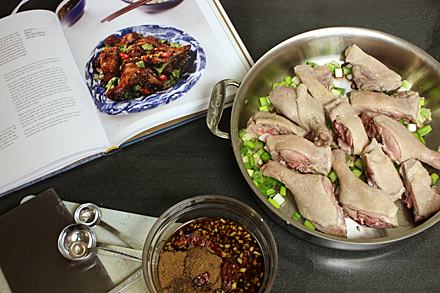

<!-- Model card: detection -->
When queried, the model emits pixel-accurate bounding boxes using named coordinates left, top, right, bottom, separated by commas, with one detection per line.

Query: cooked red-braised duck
left=95, top=33, right=191, bottom=101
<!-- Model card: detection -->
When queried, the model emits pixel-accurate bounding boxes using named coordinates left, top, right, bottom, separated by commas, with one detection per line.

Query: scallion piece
left=259, top=97, right=268, bottom=106
left=284, top=76, right=292, bottom=85
left=342, top=66, right=352, bottom=75
left=266, top=188, right=276, bottom=198
left=352, top=169, right=363, bottom=178
left=327, top=170, right=338, bottom=183
left=432, top=173, right=439, bottom=185
left=354, top=158, right=364, bottom=171
left=292, top=212, right=301, bottom=221
left=261, top=152, right=271, bottom=162
left=268, top=198, right=280, bottom=209
left=240, top=146, right=249, bottom=155
left=419, top=98, right=425, bottom=106
left=238, top=129, right=244, bottom=137
left=280, top=185, right=287, bottom=196
left=306, top=61, right=316, bottom=67
left=417, top=125, right=432, bottom=136
left=244, top=140, right=255, bottom=149
left=259, top=105, right=269, bottom=112
left=304, top=220, right=316, bottom=230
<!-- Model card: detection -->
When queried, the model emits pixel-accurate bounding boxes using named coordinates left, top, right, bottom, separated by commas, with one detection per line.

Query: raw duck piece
left=260, top=160, right=347, bottom=237
left=265, top=135, right=332, bottom=175
left=268, top=84, right=332, bottom=147
left=294, top=64, right=338, bottom=106
left=245, top=111, right=307, bottom=141
left=325, top=99, right=369, bottom=155
left=400, top=159, right=440, bottom=222
left=345, top=44, right=402, bottom=92
left=349, top=90, right=420, bottom=124
left=361, top=139, right=405, bottom=202
left=332, top=149, right=399, bottom=228
left=362, top=113, right=440, bottom=170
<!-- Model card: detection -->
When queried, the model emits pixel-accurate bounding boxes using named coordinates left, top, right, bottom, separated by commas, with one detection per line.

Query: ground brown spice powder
left=158, top=245, right=223, bottom=293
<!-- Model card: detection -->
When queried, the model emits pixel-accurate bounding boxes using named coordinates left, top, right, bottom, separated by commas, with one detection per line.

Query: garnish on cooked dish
left=94, top=32, right=191, bottom=101
left=239, top=44, right=440, bottom=237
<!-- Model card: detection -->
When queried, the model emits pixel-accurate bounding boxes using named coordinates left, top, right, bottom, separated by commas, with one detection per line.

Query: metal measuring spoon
left=57, top=223, right=142, bottom=261
left=74, top=203, right=143, bottom=250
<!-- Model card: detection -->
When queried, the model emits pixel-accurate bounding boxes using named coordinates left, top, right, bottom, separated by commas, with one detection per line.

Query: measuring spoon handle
left=107, top=268, right=144, bottom=293
left=97, top=242, right=143, bottom=260
left=99, top=220, right=144, bottom=250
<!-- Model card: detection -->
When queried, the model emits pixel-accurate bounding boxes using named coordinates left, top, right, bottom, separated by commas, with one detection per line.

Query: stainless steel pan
left=207, top=27, right=440, bottom=250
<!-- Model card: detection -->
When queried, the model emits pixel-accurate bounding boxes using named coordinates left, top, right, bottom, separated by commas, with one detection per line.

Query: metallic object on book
left=74, top=203, right=144, bottom=250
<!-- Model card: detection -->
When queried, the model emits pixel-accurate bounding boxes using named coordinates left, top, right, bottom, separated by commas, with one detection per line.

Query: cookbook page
left=0, top=10, right=110, bottom=194
left=61, top=0, right=252, bottom=146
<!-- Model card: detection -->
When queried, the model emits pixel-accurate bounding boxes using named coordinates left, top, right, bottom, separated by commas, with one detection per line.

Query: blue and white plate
left=85, top=25, right=206, bottom=115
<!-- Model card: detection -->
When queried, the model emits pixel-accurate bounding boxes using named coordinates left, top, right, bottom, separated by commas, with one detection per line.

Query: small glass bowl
left=55, top=0, right=86, bottom=27
left=142, top=195, right=278, bottom=292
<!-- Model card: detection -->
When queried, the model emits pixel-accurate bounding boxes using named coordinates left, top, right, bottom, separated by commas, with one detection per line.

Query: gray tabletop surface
left=1, top=1, right=440, bottom=292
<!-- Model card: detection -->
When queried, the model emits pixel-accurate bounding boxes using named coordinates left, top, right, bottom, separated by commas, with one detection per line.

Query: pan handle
left=207, top=79, right=240, bottom=139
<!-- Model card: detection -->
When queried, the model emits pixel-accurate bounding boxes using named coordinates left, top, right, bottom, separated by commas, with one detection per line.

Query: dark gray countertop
left=1, top=1, right=440, bottom=292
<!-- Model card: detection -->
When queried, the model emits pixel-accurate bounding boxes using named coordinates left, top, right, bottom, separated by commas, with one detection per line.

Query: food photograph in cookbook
left=85, top=25, right=206, bottom=115
left=239, top=44, right=440, bottom=238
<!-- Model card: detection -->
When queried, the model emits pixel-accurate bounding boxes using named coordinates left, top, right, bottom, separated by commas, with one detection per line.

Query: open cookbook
left=0, top=0, right=253, bottom=195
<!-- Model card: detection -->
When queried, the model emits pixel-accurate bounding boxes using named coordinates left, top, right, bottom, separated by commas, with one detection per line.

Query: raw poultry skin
left=349, top=90, right=420, bottom=124
left=96, top=33, right=191, bottom=102
left=345, top=44, right=402, bottom=92
left=361, top=139, right=405, bottom=202
left=362, top=113, right=440, bottom=170
left=260, top=160, right=347, bottom=237
left=332, top=149, right=399, bottom=228
left=268, top=84, right=332, bottom=147
left=325, top=99, right=370, bottom=155
left=294, top=64, right=338, bottom=106
left=246, top=111, right=307, bottom=141
left=400, top=159, right=440, bottom=222
left=265, top=135, right=332, bottom=175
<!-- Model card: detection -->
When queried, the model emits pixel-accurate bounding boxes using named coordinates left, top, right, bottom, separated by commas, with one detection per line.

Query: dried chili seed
left=192, top=271, right=210, bottom=288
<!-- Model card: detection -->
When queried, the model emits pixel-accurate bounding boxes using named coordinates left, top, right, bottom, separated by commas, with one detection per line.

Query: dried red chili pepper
left=192, top=271, right=210, bottom=288
left=118, top=52, right=129, bottom=59
left=221, top=258, right=232, bottom=291
left=158, top=74, right=167, bottom=81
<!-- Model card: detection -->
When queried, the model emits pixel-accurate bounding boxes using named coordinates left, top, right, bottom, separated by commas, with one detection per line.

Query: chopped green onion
left=280, top=185, right=287, bottom=196
left=272, top=193, right=285, bottom=206
left=142, top=43, right=153, bottom=50
left=268, top=198, right=280, bottom=209
left=402, top=80, right=410, bottom=89
left=247, top=169, right=254, bottom=177
left=417, top=125, right=432, bottom=136
left=240, top=146, right=249, bottom=155
left=407, top=124, right=417, bottom=133
left=244, top=162, right=251, bottom=169
left=413, top=132, right=420, bottom=139
left=238, top=129, right=244, bottom=138
left=284, top=76, right=292, bottom=85
left=419, top=108, right=430, bottom=119
left=352, top=169, right=363, bottom=178
left=292, top=76, right=300, bottom=86
left=259, top=105, right=269, bottom=112
left=272, top=83, right=280, bottom=89
left=266, top=188, right=276, bottom=198
left=259, top=97, right=268, bottom=106
left=419, top=98, right=425, bottom=106
left=304, top=220, right=316, bottom=230
left=420, top=135, right=426, bottom=145
left=244, top=140, right=255, bottom=149
left=342, top=66, right=352, bottom=75
left=253, top=170, right=264, bottom=184
left=327, top=170, right=338, bottom=183
left=334, top=68, right=343, bottom=78
left=292, top=212, right=301, bottom=221
left=332, top=86, right=345, bottom=95
left=261, top=152, right=271, bottom=162
left=326, top=60, right=341, bottom=74
left=431, top=173, right=439, bottom=185
left=331, top=89, right=342, bottom=96
left=306, top=61, right=316, bottom=67
left=354, top=158, right=364, bottom=171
